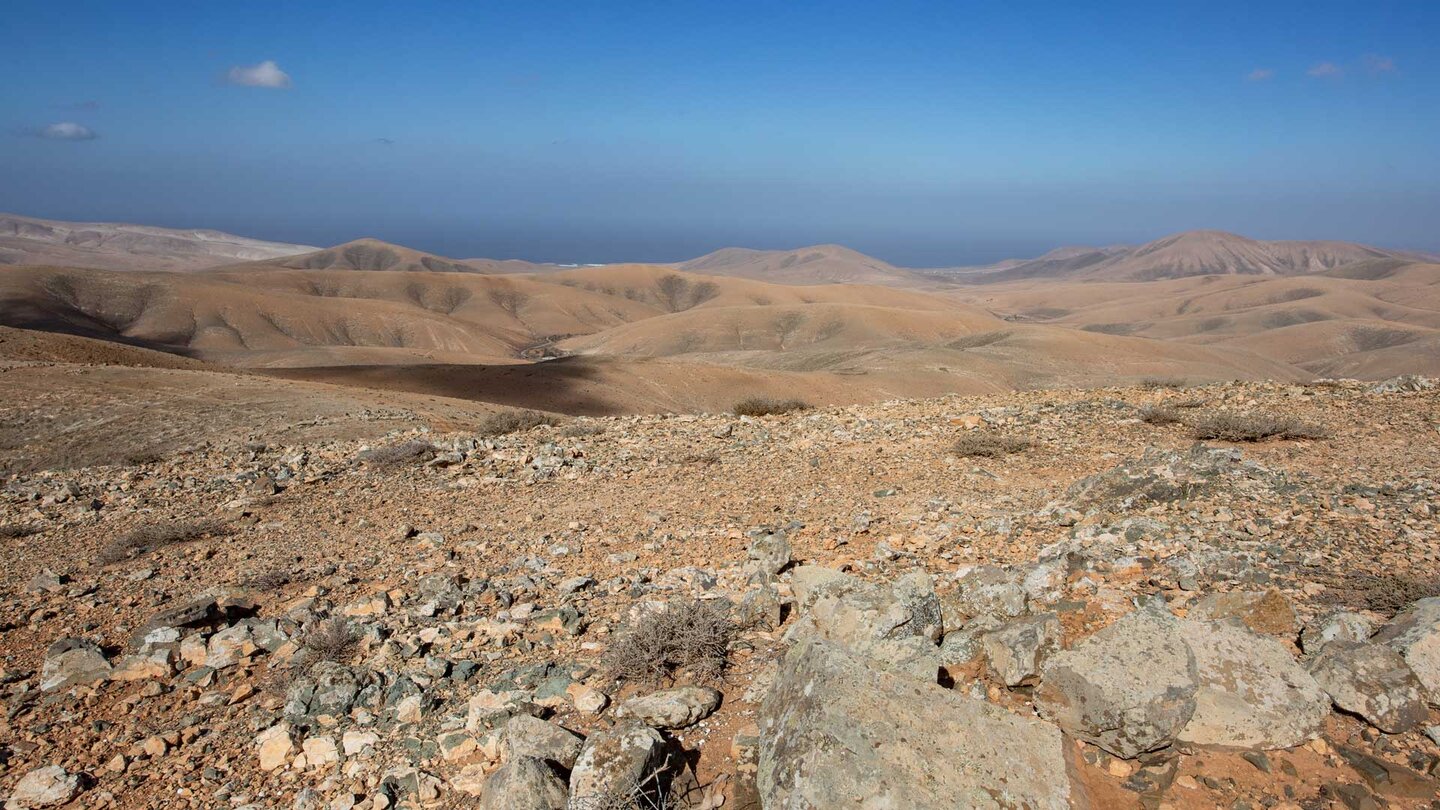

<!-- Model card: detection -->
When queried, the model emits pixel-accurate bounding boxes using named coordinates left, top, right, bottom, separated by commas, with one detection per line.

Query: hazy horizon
left=4, top=1, right=1438, bottom=266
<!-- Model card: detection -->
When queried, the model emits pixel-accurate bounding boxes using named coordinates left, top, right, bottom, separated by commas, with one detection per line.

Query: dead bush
left=603, top=599, right=735, bottom=684
left=561, top=422, right=606, bottom=438
left=952, top=432, right=1030, bottom=458
left=1139, top=405, right=1183, bottom=425
left=732, top=397, right=810, bottom=417
left=359, top=439, right=437, bottom=467
left=1330, top=572, right=1440, bottom=617
left=123, top=447, right=169, bottom=465
left=477, top=410, right=560, bottom=436
left=99, top=519, right=230, bottom=564
left=301, top=617, right=358, bottom=664
left=1190, top=412, right=1330, bottom=442
left=0, top=523, right=42, bottom=539
left=1140, top=377, right=1191, bottom=390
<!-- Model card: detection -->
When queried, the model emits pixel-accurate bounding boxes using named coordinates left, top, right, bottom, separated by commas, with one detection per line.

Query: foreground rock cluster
left=2, top=378, right=1439, bottom=808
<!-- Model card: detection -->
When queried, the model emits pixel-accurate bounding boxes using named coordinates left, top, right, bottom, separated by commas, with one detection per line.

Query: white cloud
left=1364, top=54, right=1396, bottom=74
left=1246, top=68, right=1275, bottom=82
left=227, top=60, right=292, bottom=88
left=1307, top=62, right=1343, bottom=78
left=36, top=122, right=98, bottom=140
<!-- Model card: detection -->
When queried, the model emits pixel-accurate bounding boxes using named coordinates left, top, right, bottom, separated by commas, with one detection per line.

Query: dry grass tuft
left=1330, top=572, right=1440, bottom=617
left=1139, top=405, right=1183, bottom=425
left=477, top=410, right=561, bottom=436
left=1190, top=412, right=1330, bottom=442
left=301, top=617, right=358, bottom=663
left=1140, top=377, right=1191, bottom=390
left=359, top=439, right=437, bottom=467
left=952, top=432, right=1030, bottom=458
left=732, top=397, right=810, bottom=417
left=99, top=519, right=230, bottom=564
left=603, top=600, right=735, bottom=685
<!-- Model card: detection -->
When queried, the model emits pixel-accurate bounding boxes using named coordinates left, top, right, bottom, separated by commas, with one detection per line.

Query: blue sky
left=2, top=1, right=1437, bottom=265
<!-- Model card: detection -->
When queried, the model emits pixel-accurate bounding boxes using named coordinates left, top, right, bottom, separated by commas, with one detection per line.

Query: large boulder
left=1373, top=597, right=1440, bottom=705
left=618, top=686, right=721, bottom=730
left=1308, top=641, right=1429, bottom=733
left=1036, top=607, right=1198, bottom=759
left=1301, top=610, right=1375, bottom=654
left=981, top=613, right=1062, bottom=687
left=746, top=531, right=792, bottom=577
left=1176, top=619, right=1329, bottom=749
left=500, top=715, right=584, bottom=771
left=567, top=720, right=666, bottom=810
left=789, top=569, right=943, bottom=681
left=6, top=765, right=81, bottom=808
left=758, top=637, right=1085, bottom=809
left=941, top=565, right=1027, bottom=627
left=480, top=756, right=568, bottom=810
left=39, top=638, right=111, bottom=692
left=1189, top=589, right=1298, bottom=640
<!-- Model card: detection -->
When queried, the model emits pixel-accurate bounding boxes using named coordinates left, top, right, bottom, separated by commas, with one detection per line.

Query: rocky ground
left=2, top=376, right=1439, bottom=809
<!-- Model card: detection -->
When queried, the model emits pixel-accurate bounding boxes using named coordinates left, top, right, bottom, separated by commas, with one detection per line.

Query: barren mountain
left=0, top=212, right=314, bottom=272
left=233, top=238, right=558, bottom=276
left=678, top=244, right=925, bottom=286
left=950, top=230, right=1427, bottom=283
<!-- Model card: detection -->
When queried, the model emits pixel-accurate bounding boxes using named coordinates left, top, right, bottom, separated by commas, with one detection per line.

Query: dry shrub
left=0, top=523, right=41, bottom=539
left=359, top=439, right=436, bottom=467
left=952, top=432, right=1030, bottom=458
left=1190, top=412, right=1330, bottom=442
left=1139, top=405, right=1183, bottom=425
left=478, top=410, right=560, bottom=436
left=99, top=519, right=230, bottom=564
left=1331, top=572, right=1440, bottom=616
left=603, top=599, right=734, bottom=684
left=123, top=447, right=169, bottom=465
left=301, top=617, right=357, bottom=663
left=561, top=423, right=607, bottom=438
left=568, top=758, right=677, bottom=810
left=1140, top=377, right=1191, bottom=390
left=732, top=397, right=810, bottom=417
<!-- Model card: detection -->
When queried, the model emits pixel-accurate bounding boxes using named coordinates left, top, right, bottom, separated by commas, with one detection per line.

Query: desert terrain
left=2, top=217, right=1440, bottom=809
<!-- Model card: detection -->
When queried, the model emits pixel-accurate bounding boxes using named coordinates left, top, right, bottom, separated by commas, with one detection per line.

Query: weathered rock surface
left=567, top=721, right=665, bottom=810
left=982, top=612, right=1061, bottom=686
left=1309, top=641, right=1429, bottom=733
left=758, top=637, right=1084, bottom=809
left=39, top=638, right=110, bottom=692
left=1373, top=597, right=1440, bottom=705
left=5, top=766, right=81, bottom=809
left=1037, top=607, right=1198, bottom=758
left=500, top=715, right=585, bottom=771
left=1189, top=589, right=1298, bottom=639
left=1301, top=610, right=1376, bottom=654
left=1176, top=619, right=1329, bottom=749
left=479, top=756, right=568, bottom=810
left=618, top=686, right=721, bottom=730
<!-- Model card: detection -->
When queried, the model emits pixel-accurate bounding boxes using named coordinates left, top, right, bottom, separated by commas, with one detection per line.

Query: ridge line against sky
left=2, top=0, right=1436, bottom=266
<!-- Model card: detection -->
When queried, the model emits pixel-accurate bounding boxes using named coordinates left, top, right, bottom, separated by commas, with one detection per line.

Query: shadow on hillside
left=261, top=357, right=629, bottom=416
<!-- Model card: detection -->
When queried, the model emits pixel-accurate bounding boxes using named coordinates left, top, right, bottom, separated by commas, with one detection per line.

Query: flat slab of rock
left=567, top=720, right=665, bottom=810
left=618, top=686, right=721, bottom=730
left=1189, top=589, right=1298, bottom=639
left=6, top=765, right=81, bottom=808
left=982, top=612, right=1061, bottom=686
left=1176, top=619, right=1329, bottom=750
left=759, top=637, right=1085, bottom=809
left=1309, top=641, right=1429, bottom=733
left=39, top=638, right=111, bottom=692
left=1037, top=607, right=1198, bottom=758
left=501, top=715, right=584, bottom=770
left=1373, top=597, right=1440, bottom=705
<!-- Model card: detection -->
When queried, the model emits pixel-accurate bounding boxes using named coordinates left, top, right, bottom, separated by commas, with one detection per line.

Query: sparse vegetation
left=123, top=447, right=169, bottom=465
left=732, top=397, right=810, bottom=417
left=1140, top=377, right=1191, bottom=390
left=301, top=617, right=358, bottom=664
left=359, top=438, right=437, bottom=467
left=952, top=432, right=1030, bottom=458
left=1190, top=412, right=1330, bottom=442
left=477, top=409, right=561, bottom=436
left=99, top=518, right=230, bottom=564
left=602, top=599, right=735, bottom=684
left=1330, top=572, right=1440, bottom=617
left=1139, top=405, right=1183, bottom=425
left=560, top=422, right=607, bottom=438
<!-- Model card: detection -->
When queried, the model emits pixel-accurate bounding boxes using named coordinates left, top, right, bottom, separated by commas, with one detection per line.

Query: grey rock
left=1301, top=610, right=1376, bottom=655
left=982, top=613, right=1062, bottom=687
left=1036, top=607, right=1198, bottom=759
left=39, top=638, right=111, bottom=692
left=1373, top=597, right=1440, bottom=705
left=943, top=565, right=1027, bottom=627
left=746, top=531, right=792, bottom=576
left=567, top=721, right=665, bottom=810
left=1309, top=641, right=1428, bottom=733
left=735, top=585, right=782, bottom=630
left=6, top=765, right=81, bottom=808
left=788, top=565, right=865, bottom=611
left=789, top=571, right=943, bottom=680
left=1176, top=619, right=1329, bottom=749
left=758, top=637, right=1080, bottom=809
left=480, top=757, right=568, bottom=810
left=500, top=715, right=584, bottom=770
left=619, top=686, right=722, bottom=729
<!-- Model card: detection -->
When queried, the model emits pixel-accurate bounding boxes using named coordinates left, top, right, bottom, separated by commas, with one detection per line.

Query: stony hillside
left=2, top=377, right=1439, bottom=808
left=0, top=213, right=314, bottom=272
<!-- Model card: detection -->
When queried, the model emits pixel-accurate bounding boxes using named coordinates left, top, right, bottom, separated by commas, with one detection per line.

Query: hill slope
left=679, top=244, right=924, bottom=286
left=0, top=212, right=314, bottom=271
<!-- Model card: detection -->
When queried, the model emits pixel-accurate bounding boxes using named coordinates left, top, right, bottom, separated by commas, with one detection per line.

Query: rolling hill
left=0, top=212, right=314, bottom=271
left=678, top=244, right=925, bottom=286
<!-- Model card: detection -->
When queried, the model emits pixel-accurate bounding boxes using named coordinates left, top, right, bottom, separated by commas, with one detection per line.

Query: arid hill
left=945, top=230, right=1433, bottom=283
left=678, top=244, right=925, bottom=286
left=0, top=212, right=314, bottom=272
